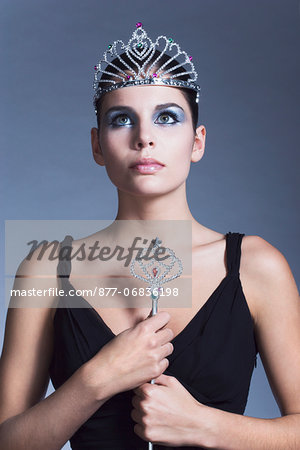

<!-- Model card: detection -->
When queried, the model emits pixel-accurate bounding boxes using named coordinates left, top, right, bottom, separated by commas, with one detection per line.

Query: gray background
left=1, top=0, right=299, bottom=448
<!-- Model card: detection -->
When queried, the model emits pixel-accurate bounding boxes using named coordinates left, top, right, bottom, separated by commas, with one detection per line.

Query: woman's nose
left=132, top=122, right=155, bottom=150
left=137, top=140, right=154, bottom=149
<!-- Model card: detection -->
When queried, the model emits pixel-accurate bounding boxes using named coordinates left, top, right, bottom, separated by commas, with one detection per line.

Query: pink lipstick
left=129, top=158, right=165, bottom=174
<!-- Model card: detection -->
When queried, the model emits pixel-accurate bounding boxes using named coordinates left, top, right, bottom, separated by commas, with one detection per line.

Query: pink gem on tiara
left=189, top=56, right=193, bottom=61
left=136, top=22, right=142, bottom=28
left=152, top=268, right=158, bottom=277
left=152, top=73, right=158, bottom=77
left=94, top=65, right=98, bottom=70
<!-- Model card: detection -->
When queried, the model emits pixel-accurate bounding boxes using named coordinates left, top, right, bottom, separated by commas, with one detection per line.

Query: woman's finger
left=141, top=310, right=170, bottom=333
left=157, top=342, right=174, bottom=361
left=155, top=327, right=174, bottom=345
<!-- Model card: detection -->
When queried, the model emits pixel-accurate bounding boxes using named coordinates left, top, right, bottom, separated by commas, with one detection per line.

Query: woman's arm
left=131, top=235, right=300, bottom=449
left=201, top=235, right=300, bottom=449
left=0, top=247, right=174, bottom=450
left=0, top=344, right=112, bottom=450
left=0, top=248, right=113, bottom=450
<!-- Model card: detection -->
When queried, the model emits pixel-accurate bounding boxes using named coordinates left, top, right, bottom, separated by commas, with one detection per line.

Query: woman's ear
left=191, top=125, right=206, bottom=163
left=91, top=127, right=105, bottom=166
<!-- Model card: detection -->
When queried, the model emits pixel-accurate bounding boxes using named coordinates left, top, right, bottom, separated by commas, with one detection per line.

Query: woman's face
left=91, top=85, right=205, bottom=197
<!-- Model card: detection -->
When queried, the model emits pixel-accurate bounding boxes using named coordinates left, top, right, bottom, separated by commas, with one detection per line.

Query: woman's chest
left=66, top=262, right=228, bottom=338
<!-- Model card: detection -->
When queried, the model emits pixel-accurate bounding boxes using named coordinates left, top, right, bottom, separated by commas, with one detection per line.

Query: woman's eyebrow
left=104, top=106, right=134, bottom=118
left=104, top=102, right=184, bottom=117
left=154, top=103, right=184, bottom=112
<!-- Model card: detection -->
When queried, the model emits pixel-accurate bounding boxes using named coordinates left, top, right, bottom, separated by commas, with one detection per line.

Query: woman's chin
left=117, top=183, right=183, bottom=198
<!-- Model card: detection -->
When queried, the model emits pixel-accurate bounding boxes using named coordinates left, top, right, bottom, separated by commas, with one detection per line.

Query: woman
left=0, top=23, right=300, bottom=450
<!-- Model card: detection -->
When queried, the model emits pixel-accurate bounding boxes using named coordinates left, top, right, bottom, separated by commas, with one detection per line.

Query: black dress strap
left=226, top=232, right=245, bottom=276
left=57, top=235, right=74, bottom=279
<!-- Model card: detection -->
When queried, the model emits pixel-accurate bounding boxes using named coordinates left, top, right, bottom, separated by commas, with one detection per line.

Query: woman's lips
left=130, top=164, right=164, bottom=174
left=129, top=158, right=165, bottom=174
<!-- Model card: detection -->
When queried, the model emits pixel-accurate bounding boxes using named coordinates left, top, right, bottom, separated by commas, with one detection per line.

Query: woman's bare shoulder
left=240, top=234, right=294, bottom=280
left=17, top=238, right=62, bottom=275
left=240, top=234, right=299, bottom=323
left=9, top=239, right=62, bottom=318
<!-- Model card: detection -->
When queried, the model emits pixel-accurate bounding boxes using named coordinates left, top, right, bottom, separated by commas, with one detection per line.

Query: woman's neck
left=110, top=187, right=195, bottom=255
left=114, top=184, right=195, bottom=222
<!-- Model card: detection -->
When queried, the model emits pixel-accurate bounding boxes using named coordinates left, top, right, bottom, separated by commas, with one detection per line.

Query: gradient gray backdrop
left=1, top=1, right=299, bottom=449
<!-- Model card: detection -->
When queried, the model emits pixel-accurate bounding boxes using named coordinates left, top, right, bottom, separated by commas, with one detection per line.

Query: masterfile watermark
left=26, top=236, right=169, bottom=267
left=5, top=219, right=192, bottom=309
left=10, top=286, right=180, bottom=298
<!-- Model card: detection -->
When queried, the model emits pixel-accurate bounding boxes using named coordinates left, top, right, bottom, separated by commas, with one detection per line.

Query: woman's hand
left=131, top=374, right=210, bottom=447
left=83, top=311, right=174, bottom=399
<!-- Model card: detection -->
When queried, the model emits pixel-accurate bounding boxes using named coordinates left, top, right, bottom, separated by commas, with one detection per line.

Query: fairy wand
left=130, top=237, right=183, bottom=450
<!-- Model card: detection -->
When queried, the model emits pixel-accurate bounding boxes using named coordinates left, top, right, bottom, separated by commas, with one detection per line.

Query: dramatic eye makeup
left=104, top=103, right=186, bottom=128
left=154, top=108, right=184, bottom=124
left=109, top=113, right=133, bottom=127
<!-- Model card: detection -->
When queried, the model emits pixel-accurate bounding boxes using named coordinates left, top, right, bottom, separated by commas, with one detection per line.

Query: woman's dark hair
left=95, top=49, right=199, bottom=133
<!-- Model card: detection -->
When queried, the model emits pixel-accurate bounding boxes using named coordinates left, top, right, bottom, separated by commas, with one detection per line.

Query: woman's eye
left=112, top=114, right=132, bottom=126
left=156, top=112, right=178, bottom=124
left=109, top=111, right=179, bottom=127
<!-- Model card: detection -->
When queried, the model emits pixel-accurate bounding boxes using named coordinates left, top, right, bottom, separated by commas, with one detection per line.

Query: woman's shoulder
left=241, top=234, right=291, bottom=277
left=240, top=234, right=299, bottom=323
left=16, top=238, right=62, bottom=278
left=10, top=239, right=62, bottom=312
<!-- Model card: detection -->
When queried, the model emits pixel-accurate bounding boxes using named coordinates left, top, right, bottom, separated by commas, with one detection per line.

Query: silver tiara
left=93, top=22, right=201, bottom=114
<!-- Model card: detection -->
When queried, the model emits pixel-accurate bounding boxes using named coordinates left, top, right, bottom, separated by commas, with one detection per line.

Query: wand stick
left=130, top=237, right=183, bottom=450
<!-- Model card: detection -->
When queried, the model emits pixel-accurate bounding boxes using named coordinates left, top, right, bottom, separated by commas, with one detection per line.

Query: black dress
left=49, top=232, right=258, bottom=449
